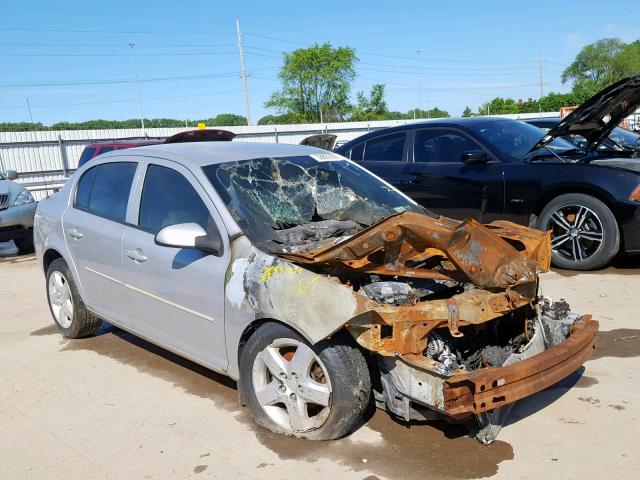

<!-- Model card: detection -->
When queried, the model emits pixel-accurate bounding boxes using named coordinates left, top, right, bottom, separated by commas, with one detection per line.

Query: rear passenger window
left=75, top=162, right=137, bottom=222
left=138, top=165, right=210, bottom=235
left=364, top=132, right=405, bottom=162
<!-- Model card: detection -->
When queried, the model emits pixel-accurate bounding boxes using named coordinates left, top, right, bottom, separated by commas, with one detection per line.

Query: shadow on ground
left=552, top=253, right=640, bottom=277
left=31, top=321, right=514, bottom=479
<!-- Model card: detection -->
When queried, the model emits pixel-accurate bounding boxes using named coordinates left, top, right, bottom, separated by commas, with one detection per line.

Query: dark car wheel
left=14, top=231, right=34, bottom=253
left=238, top=322, right=371, bottom=440
left=538, top=193, right=619, bottom=270
left=46, top=258, right=101, bottom=338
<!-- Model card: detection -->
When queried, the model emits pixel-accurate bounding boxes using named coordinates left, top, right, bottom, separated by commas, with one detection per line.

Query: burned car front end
left=206, top=153, right=598, bottom=444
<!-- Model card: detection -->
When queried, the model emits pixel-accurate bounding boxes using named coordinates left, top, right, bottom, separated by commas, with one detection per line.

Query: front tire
left=538, top=193, right=619, bottom=270
left=238, top=322, right=371, bottom=440
left=46, top=258, right=101, bottom=338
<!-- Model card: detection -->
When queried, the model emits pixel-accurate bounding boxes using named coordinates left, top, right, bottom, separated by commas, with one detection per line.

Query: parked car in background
left=77, top=129, right=237, bottom=168
left=0, top=169, right=36, bottom=252
left=524, top=117, right=640, bottom=153
left=335, top=74, right=640, bottom=270
left=33, top=142, right=596, bottom=444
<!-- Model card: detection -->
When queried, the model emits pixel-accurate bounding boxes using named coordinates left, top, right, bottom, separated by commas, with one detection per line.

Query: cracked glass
left=203, top=155, right=427, bottom=251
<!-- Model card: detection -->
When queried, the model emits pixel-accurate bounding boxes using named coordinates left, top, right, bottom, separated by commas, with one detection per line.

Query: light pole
left=128, top=43, right=146, bottom=135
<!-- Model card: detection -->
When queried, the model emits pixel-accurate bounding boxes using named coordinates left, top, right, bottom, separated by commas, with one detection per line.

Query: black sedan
left=335, top=74, right=640, bottom=270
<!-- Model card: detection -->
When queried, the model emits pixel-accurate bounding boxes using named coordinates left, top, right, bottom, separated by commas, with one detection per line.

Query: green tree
left=406, top=107, right=449, bottom=119
left=477, top=97, right=519, bottom=115
left=257, top=113, right=298, bottom=125
left=199, top=114, right=247, bottom=126
left=461, top=106, right=473, bottom=117
left=265, top=43, right=357, bottom=123
left=562, top=38, right=626, bottom=98
left=350, top=84, right=388, bottom=121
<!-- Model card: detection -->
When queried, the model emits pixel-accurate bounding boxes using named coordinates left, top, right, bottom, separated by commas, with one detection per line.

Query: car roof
left=97, top=141, right=335, bottom=167
left=336, top=116, right=530, bottom=148
left=86, top=139, right=164, bottom=147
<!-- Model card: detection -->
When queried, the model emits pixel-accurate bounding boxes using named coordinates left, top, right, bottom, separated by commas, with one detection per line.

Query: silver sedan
left=34, top=141, right=596, bottom=443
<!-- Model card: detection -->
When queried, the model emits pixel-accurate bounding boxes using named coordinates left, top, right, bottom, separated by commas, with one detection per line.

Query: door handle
left=126, top=249, right=147, bottom=263
left=409, top=177, right=421, bottom=185
left=67, top=228, right=83, bottom=240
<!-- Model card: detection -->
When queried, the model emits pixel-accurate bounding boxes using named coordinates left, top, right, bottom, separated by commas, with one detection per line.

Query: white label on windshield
left=310, top=152, right=346, bottom=162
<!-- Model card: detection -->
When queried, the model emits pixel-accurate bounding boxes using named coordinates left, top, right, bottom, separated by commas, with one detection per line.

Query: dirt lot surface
left=1, top=239, right=639, bottom=480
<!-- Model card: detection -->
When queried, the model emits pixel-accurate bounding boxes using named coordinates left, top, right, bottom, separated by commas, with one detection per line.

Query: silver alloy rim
left=48, top=271, right=74, bottom=328
left=252, top=338, right=332, bottom=433
left=547, top=204, right=604, bottom=263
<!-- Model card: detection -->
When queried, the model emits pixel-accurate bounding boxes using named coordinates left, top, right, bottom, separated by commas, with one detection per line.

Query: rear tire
left=538, top=193, right=619, bottom=270
left=14, top=231, right=34, bottom=253
left=238, top=322, right=370, bottom=440
left=46, top=258, right=101, bottom=338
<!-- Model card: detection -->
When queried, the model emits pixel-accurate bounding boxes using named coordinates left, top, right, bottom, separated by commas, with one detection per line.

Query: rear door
left=352, top=130, right=410, bottom=189
left=121, top=159, right=229, bottom=369
left=62, top=160, right=138, bottom=325
left=404, top=128, right=505, bottom=221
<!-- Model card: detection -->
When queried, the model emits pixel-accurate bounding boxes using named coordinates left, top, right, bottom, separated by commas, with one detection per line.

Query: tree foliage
left=0, top=114, right=247, bottom=132
left=350, top=84, right=389, bottom=121
left=265, top=43, right=357, bottom=123
left=561, top=38, right=626, bottom=98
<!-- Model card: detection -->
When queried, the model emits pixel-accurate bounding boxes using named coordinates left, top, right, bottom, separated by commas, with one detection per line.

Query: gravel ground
left=1, top=240, right=639, bottom=480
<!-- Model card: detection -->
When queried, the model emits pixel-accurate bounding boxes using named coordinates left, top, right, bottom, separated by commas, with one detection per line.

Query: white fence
left=0, top=112, right=558, bottom=200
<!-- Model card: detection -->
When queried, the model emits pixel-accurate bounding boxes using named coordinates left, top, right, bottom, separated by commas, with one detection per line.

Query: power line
left=0, top=51, right=240, bottom=57
left=0, top=67, right=279, bottom=88
left=0, top=26, right=235, bottom=35
left=0, top=90, right=247, bottom=111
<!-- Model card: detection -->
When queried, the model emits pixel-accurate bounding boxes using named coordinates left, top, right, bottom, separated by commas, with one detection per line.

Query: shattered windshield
left=203, top=155, right=426, bottom=251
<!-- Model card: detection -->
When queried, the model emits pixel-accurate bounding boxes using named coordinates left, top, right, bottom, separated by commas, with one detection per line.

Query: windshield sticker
left=309, top=153, right=346, bottom=162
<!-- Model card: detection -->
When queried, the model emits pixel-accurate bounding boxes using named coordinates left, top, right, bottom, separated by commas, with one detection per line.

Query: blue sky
left=1, top=0, right=639, bottom=125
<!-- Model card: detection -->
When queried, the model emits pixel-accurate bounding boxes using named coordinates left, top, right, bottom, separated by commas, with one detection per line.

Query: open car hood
left=528, top=73, right=640, bottom=153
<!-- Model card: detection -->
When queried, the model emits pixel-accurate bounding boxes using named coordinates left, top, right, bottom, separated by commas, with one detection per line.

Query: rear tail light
left=630, top=185, right=640, bottom=202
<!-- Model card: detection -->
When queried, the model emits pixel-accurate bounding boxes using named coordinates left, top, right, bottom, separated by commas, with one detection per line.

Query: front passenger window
left=138, top=165, right=210, bottom=234
left=414, top=130, right=480, bottom=163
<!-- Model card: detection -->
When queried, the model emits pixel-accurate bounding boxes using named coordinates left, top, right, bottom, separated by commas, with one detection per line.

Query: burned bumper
left=442, top=315, right=598, bottom=416
left=375, top=314, right=598, bottom=439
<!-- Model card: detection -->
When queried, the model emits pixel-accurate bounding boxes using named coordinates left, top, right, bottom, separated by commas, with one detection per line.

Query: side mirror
left=461, top=151, right=490, bottom=165
left=155, top=223, right=223, bottom=256
left=6, top=170, right=18, bottom=180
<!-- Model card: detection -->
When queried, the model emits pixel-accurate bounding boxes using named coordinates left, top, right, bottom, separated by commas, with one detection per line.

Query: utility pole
left=128, top=43, right=146, bottom=135
left=538, top=54, right=544, bottom=116
left=25, top=97, right=33, bottom=124
left=235, top=19, right=252, bottom=125
left=416, top=49, right=422, bottom=119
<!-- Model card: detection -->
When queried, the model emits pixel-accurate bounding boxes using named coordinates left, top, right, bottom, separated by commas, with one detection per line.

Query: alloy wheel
left=546, top=204, right=604, bottom=263
left=252, top=338, right=332, bottom=433
left=48, top=271, right=74, bottom=328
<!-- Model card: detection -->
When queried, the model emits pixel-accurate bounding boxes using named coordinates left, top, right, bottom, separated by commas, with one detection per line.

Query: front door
left=403, top=128, right=505, bottom=222
left=122, top=160, right=229, bottom=370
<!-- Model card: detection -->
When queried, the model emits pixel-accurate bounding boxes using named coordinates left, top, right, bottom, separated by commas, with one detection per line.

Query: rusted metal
left=441, top=315, right=598, bottom=416
left=346, top=288, right=533, bottom=355
left=280, top=211, right=550, bottom=290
